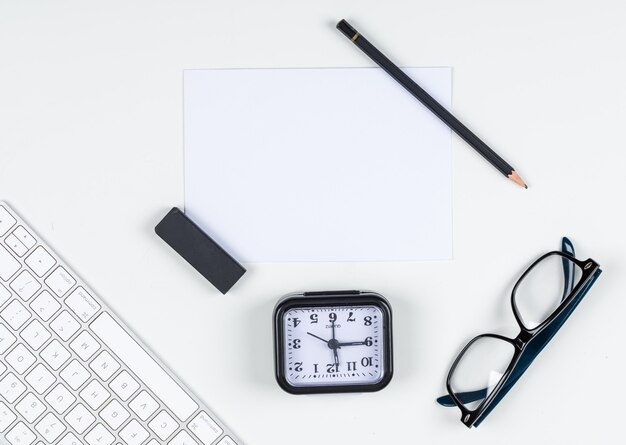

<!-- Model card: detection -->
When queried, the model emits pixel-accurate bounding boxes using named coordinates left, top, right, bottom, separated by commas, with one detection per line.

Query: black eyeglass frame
left=444, top=250, right=602, bottom=428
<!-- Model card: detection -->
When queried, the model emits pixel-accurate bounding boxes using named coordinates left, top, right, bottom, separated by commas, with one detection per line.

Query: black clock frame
left=273, top=290, right=393, bottom=394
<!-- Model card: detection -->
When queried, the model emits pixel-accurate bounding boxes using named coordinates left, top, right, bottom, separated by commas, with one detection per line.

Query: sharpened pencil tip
left=508, top=170, right=527, bottom=189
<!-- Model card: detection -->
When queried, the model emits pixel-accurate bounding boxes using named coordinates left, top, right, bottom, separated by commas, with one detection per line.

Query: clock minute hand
left=331, top=319, right=340, bottom=370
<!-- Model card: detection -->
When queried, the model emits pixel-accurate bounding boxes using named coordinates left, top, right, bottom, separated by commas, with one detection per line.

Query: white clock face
left=283, top=305, right=385, bottom=387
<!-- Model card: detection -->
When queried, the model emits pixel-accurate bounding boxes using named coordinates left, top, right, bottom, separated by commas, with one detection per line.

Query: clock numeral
left=329, top=312, right=337, bottom=323
left=361, top=356, right=373, bottom=367
left=292, top=317, right=301, bottom=328
left=364, top=316, right=373, bottom=326
left=293, top=339, right=302, bottom=349
left=326, top=363, right=339, bottom=373
left=314, top=363, right=319, bottom=373
left=294, top=362, right=303, bottom=372
left=347, top=361, right=357, bottom=371
left=310, top=314, right=318, bottom=324
left=347, top=311, right=355, bottom=322
left=365, top=336, right=373, bottom=347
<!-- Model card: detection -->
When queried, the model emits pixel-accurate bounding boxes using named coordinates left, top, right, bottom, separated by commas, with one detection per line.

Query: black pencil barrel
left=337, top=19, right=513, bottom=176
left=337, top=19, right=358, bottom=40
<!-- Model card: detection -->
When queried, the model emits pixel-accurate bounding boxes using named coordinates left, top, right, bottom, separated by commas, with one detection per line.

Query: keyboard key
left=35, top=412, right=66, bottom=442
left=50, top=310, right=80, bottom=341
left=44, top=267, right=76, bottom=297
left=89, top=350, right=120, bottom=381
left=6, top=421, right=37, bottom=445
left=65, top=403, right=96, bottom=434
left=217, top=436, right=237, bottom=445
left=0, top=246, right=20, bottom=282
left=60, top=359, right=90, bottom=390
left=12, top=226, right=36, bottom=250
left=0, top=284, right=10, bottom=306
left=69, top=331, right=100, bottom=361
left=129, top=390, right=159, bottom=421
left=10, top=270, right=41, bottom=301
left=85, top=423, right=114, bottom=445
left=40, top=339, right=71, bottom=370
left=110, top=370, right=140, bottom=401
left=25, top=246, right=56, bottom=278
left=171, top=430, right=199, bottom=445
left=15, top=392, right=46, bottom=423
left=0, top=362, right=5, bottom=375
left=65, top=286, right=100, bottom=322
left=189, top=411, right=223, bottom=445
left=91, top=313, right=199, bottom=421
left=0, top=373, right=27, bottom=403
left=45, top=383, right=76, bottom=414
left=29, top=290, right=61, bottom=322
left=119, top=419, right=150, bottom=445
left=5, top=234, right=27, bottom=257
left=100, top=399, right=130, bottom=430
left=6, top=343, right=36, bottom=374
left=0, top=401, right=17, bottom=432
left=1, top=299, right=31, bottom=330
left=0, top=206, right=17, bottom=237
left=25, top=364, right=56, bottom=394
left=0, top=323, right=17, bottom=353
left=19, top=320, right=50, bottom=351
left=79, top=380, right=110, bottom=410
left=57, top=432, right=81, bottom=445
left=148, top=410, right=178, bottom=440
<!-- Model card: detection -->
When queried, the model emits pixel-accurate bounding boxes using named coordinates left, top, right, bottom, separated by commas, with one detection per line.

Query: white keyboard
left=0, top=202, right=240, bottom=445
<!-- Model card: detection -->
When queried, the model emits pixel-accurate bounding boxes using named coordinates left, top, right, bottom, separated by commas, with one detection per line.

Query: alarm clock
left=273, top=290, right=393, bottom=394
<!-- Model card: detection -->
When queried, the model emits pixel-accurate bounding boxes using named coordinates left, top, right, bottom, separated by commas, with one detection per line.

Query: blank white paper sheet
left=184, top=67, right=452, bottom=262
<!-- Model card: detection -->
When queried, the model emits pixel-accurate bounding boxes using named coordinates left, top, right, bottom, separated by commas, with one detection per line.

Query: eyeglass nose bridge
left=514, top=330, right=533, bottom=348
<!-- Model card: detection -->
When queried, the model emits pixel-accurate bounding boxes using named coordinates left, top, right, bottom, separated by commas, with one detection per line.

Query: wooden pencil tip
left=508, top=171, right=527, bottom=189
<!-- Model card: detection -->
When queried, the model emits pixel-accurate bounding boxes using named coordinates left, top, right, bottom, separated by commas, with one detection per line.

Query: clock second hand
left=306, top=332, right=330, bottom=343
left=306, top=322, right=341, bottom=370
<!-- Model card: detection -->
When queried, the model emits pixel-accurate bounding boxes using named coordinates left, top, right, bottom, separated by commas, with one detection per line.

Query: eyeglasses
left=437, top=237, right=602, bottom=428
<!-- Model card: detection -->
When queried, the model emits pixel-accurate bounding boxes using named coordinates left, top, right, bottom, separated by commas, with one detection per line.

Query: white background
left=1, top=1, right=624, bottom=444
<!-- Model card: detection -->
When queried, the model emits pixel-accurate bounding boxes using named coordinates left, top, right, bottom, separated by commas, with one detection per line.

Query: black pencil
left=336, top=19, right=527, bottom=189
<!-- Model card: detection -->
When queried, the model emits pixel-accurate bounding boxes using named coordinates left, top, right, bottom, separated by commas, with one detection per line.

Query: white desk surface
left=1, top=1, right=624, bottom=443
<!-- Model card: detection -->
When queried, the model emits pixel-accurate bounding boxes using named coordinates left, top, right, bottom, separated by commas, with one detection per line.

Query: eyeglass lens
left=450, top=336, right=515, bottom=411
left=514, top=254, right=582, bottom=330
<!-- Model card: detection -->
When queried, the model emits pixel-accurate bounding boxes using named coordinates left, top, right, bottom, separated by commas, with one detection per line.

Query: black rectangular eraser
left=155, top=207, right=246, bottom=294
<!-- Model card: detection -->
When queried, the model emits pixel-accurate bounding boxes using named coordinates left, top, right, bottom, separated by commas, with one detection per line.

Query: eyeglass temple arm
left=561, top=237, right=575, bottom=301
left=437, top=237, right=577, bottom=408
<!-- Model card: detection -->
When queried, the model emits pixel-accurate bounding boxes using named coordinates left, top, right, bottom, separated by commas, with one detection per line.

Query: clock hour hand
left=337, top=340, right=368, bottom=347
